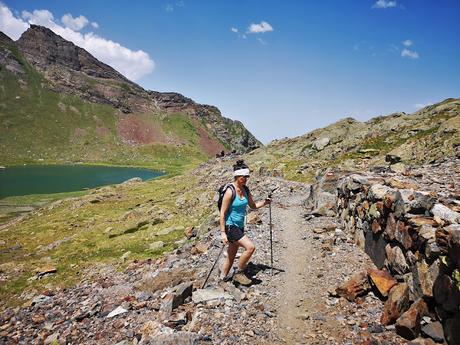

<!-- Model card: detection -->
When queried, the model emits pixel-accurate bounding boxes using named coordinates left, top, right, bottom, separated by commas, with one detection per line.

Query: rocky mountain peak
left=16, top=25, right=130, bottom=83
left=0, top=31, right=13, bottom=45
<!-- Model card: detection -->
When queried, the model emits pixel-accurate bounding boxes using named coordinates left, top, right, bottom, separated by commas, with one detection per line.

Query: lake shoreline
left=0, top=164, right=165, bottom=224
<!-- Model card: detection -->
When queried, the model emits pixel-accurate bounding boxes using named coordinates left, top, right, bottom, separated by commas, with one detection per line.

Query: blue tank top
left=225, top=187, right=248, bottom=229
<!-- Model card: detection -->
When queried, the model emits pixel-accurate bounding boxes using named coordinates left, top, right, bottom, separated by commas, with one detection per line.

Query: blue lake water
left=0, top=165, right=163, bottom=199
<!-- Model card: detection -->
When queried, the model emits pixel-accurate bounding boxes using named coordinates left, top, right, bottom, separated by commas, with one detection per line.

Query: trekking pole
left=269, top=193, right=273, bottom=276
left=202, top=244, right=225, bottom=289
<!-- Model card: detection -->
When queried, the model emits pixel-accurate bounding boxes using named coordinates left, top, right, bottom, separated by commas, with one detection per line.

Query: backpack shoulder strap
left=227, top=183, right=236, bottom=203
left=243, top=185, right=250, bottom=197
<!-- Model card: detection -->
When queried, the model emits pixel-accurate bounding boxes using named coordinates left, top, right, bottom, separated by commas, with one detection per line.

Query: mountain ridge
left=0, top=26, right=260, bottom=170
left=245, top=97, right=459, bottom=182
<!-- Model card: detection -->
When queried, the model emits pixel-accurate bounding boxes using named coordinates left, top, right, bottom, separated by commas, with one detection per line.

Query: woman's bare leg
left=222, top=242, right=239, bottom=276
left=236, top=235, right=255, bottom=270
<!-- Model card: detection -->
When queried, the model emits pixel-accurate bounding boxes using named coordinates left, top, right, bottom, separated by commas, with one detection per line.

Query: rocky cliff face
left=0, top=32, right=24, bottom=75
left=8, top=25, right=261, bottom=153
left=17, top=25, right=130, bottom=82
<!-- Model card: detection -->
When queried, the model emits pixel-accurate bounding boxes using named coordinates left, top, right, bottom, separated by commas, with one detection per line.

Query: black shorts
left=225, top=225, right=245, bottom=243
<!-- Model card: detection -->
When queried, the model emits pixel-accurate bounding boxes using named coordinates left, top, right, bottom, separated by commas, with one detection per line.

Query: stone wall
left=336, top=173, right=460, bottom=343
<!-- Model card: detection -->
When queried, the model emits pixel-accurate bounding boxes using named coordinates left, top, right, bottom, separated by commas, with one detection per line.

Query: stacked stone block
left=337, top=174, right=460, bottom=343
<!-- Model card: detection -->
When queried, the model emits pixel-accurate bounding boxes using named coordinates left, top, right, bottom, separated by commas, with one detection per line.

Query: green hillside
left=0, top=61, right=207, bottom=173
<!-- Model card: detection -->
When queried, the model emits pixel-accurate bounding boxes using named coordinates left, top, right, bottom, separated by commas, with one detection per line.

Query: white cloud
left=165, top=4, right=174, bottom=12
left=414, top=102, right=432, bottom=109
left=403, top=39, right=412, bottom=46
left=0, top=2, right=28, bottom=40
left=401, top=48, right=419, bottom=59
left=61, top=13, right=89, bottom=31
left=248, top=21, right=273, bottom=34
left=91, top=22, right=99, bottom=29
left=0, top=3, right=154, bottom=81
left=21, top=9, right=54, bottom=26
left=230, top=27, right=238, bottom=33
left=372, top=0, right=397, bottom=8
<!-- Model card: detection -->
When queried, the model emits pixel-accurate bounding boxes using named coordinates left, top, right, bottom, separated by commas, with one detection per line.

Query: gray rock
left=157, top=227, right=177, bottom=236
left=172, top=282, right=193, bottom=308
left=419, top=225, right=436, bottom=242
left=421, top=321, right=444, bottom=343
left=390, top=162, right=406, bottom=173
left=192, top=288, right=233, bottom=303
left=140, top=331, right=199, bottom=345
left=107, top=306, right=128, bottom=318
left=432, top=203, right=460, bottom=224
left=364, top=231, right=387, bottom=269
left=149, top=241, right=165, bottom=251
left=122, top=177, right=142, bottom=184
left=31, top=294, right=51, bottom=306
left=385, top=244, right=409, bottom=275
left=312, top=137, right=330, bottom=151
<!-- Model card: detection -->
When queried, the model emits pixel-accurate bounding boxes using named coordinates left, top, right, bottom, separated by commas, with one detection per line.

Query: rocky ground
left=1, top=173, right=421, bottom=345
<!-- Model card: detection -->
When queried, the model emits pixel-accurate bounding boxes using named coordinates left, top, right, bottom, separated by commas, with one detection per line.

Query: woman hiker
left=220, top=160, right=271, bottom=285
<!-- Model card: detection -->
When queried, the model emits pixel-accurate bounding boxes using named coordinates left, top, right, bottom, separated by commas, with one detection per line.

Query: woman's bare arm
left=248, top=192, right=271, bottom=210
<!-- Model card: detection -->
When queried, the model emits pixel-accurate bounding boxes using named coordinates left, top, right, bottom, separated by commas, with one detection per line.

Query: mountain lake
left=0, top=165, right=163, bottom=199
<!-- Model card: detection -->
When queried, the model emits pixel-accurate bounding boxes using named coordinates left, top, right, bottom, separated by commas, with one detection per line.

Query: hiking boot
left=221, top=268, right=235, bottom=282
left=233, top=269, right=251, bottom=286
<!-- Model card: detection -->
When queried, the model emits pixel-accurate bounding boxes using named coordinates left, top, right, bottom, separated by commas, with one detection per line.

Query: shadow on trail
left=245, top=262, right=285, bottom=285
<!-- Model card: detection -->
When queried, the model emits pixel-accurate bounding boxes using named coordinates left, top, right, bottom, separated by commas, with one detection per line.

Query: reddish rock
left=396, top=221, right=413, bottom=250
left=371, top=219, right=382, bottom=234
left=336, top=271, right=370, bottom=301
left=368, top=268, right=397, bottom=297
left=395, top=299, right=428, bottom=340
left=381, top=283, right=410, bottom=325
left=385, top=213, right=397, bottom=241
left=184, top=226, right=196, bottom=239
left=407, top=216, right=438, bottom=228
left=363, top=200, right=370, bottom=210
left=435, top=228, right=449, bottom=254
left=384, top=194, right=395, bottom=210
left=191, top=242, right=209, bottom=255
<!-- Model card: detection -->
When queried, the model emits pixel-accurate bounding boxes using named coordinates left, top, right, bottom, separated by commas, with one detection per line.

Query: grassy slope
left=0, top=171, right=216, bottom=308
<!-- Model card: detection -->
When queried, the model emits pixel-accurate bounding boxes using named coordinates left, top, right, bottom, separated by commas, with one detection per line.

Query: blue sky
left=1, top=0, right=459, bottom=143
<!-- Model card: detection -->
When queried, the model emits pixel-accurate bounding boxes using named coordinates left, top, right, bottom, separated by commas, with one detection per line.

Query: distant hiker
left=219, top=159, right=271, bottom=285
